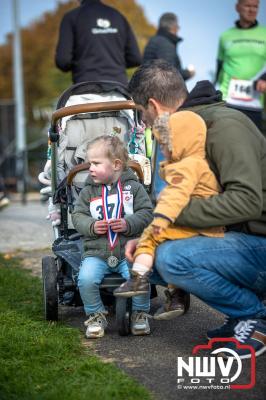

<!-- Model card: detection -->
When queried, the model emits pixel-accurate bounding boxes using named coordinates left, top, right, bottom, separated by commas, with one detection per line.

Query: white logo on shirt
left=92, top=18, right=118, bottom=34
left=97, top=18, right=111, bottom=28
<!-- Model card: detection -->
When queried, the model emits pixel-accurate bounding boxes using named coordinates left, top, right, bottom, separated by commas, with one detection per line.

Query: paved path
left=0, top=198, right=53, bottom=252
left=0, top=199, right=265, bottom=400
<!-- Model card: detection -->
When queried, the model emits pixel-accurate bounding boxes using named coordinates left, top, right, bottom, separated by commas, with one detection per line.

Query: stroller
left=41, top=81, right=155, bottom=336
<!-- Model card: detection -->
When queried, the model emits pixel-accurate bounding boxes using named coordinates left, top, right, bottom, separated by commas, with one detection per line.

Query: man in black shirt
left=55, top=0, right=142, bottom=86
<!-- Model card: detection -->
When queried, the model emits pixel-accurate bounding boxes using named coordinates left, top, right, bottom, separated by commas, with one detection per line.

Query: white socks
left=132, top=262, right=150, bottom=276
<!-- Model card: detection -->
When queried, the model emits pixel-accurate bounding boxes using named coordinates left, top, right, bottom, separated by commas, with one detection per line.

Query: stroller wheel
left=184, top=292, right=191, bottom=314
left=42, top=256, right=58, bottom=321
left=115, top=297, right=131, bottom=336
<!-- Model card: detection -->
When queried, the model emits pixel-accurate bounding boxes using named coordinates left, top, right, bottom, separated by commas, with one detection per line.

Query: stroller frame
left=41, top=81, right=152, bottom=336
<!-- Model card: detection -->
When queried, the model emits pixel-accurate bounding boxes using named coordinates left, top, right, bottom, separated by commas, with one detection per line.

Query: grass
left=0, top=254, right=152, bottom=400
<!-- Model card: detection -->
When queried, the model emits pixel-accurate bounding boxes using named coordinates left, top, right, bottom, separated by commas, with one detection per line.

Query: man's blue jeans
left=153, top=232, right=266, bottom=319
left=78, top=257, right=150, bottom=315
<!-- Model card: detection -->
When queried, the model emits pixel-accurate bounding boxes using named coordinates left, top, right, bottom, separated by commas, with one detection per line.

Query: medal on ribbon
left=102, top=179, right=123, bottom=267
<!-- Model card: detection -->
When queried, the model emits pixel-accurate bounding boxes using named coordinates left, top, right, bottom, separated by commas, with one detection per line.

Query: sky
left=1, top=0, right=266, bottom=90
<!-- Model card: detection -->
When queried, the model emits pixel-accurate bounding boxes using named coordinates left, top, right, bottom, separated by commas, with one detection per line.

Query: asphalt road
left=0, top=197, right=53, bottom=252
left=0, top=199, right=265, bottom=400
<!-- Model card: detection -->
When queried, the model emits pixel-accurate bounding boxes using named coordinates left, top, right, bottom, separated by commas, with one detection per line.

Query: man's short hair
left=128, top=60, right=188, bottom=108
left=159, top=13, right=178, bottom=31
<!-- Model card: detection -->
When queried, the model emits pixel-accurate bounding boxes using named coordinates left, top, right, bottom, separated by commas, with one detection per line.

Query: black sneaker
left=221, top=318, right=266, bottom=359
left=207, top=317, right=239, bottom=339
left=153, top=288, right=189, bottom=320
left=113, top=271, right=149, bottom=297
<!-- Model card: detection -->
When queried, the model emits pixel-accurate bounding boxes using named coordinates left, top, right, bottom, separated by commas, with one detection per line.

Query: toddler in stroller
left=72, top=135, right=153, bottom=338
left=40, top=81, right=154, bottom=336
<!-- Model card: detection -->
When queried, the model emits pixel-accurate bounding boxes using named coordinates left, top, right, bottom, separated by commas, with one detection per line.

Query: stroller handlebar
left=51, top=100, right=136, bottom=130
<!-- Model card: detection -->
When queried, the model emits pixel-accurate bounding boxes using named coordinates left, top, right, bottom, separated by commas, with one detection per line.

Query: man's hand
left=256, top=79, right=266, bottom=93
left=109, top=218, right=128, bottom=233
left=94, top=220, right=108, bottom=235
left=125, top=238, right=139, bottom=262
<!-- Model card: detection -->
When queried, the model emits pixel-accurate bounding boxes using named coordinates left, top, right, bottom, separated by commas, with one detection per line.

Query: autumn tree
left=0, top=0, right=155, bottom=128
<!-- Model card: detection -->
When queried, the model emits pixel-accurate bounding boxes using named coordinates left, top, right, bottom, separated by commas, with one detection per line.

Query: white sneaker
left=84, top=312, right=108, bottom=339
left=131, top=311, right=150, bottom=336
left=0, top=196, right=10, bottom=210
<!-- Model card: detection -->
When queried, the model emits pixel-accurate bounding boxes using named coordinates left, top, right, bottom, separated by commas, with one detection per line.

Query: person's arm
left=124, top=19, right=142, bottom=68
left=124, top=184, right=153, bottom=236
left=154, top=43, right=192, bottom=80
left=255, top=72, right=266, bottom=92
left=71, top=189, right=98, bottom=238
left=55, top=13, right=75, bottom=72
left=177, top=117, right=263, bottom=228
left=152, top=160, right=199, bottom=229
left=213, top=60, right=223, bottom=85
left=213, top=35, right=224, bottom=85
left=174, top=55, right=194, bottom=81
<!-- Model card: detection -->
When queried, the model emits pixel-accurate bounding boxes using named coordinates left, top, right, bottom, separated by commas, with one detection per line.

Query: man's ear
left=148, top=98, right=162, bottom=115
left=114, top=159, right=123, bottom=171
left=148, top=98, right=181, bottom=114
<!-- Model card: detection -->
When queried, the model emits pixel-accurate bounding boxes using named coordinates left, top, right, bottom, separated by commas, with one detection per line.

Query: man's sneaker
left=131, top=311, right=151, bottom=335
left=84, top=312, right=108, bottom=339
left=221, top=318, right=266, bottom=359
left=0, top=196, right=10, bottom=210
left=153, top=288, right=189, bottom=320
left=113, top=271, right=149, bottom=298
left=207, top=317, right=239, bottom=339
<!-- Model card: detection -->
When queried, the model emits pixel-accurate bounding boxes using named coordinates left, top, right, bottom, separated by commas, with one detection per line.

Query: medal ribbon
left=102, top=179, right=123, bottom=250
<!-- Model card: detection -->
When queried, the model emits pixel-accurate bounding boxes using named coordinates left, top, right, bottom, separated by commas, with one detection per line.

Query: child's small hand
left=109, top=218, right=128, bottom=233
left=94, top=220, right=108, bottom=235
left=152, top=225, right=162, bottom=236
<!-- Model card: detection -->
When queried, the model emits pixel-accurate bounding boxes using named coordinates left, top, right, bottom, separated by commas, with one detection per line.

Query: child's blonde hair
left=87, top=135, right=129, bottom=170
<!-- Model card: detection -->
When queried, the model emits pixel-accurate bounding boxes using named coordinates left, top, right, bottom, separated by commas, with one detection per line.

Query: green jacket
left=178, top=98, right=266, bottom=234
left=72, top=168, right=153, bottom=261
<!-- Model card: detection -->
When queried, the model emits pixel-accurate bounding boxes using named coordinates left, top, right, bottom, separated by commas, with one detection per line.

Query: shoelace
left=133, top=312, right=151, bottom=323
left=85, top=312, right=106, bottom=326
left=234, top=319, right=257, bottom=343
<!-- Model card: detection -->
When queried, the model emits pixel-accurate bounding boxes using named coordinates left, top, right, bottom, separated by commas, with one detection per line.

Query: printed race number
left=228, top=78, right=254, bottom=101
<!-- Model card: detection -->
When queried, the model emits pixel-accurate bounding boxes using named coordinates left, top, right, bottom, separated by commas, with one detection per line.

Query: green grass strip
left=0, top=254, right=152, bottom=400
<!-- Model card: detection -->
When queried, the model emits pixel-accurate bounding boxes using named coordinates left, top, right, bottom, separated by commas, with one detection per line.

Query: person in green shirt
left=215, top=0, right=266, bottom=130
